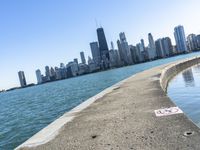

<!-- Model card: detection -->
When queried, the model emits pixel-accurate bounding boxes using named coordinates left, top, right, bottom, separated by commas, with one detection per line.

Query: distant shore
left=3, top=49, right=200, bottom=93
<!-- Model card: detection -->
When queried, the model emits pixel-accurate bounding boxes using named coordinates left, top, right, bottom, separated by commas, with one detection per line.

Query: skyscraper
left=50, top=67, right=56, bottom=80
left=162, top=37, right=173, bottom=56
left=187, top=34, right=198, bottom=51
left=109, top=42, right=121, bottom=68
left=80, top=51, right=86, bottom=64
left=129, top=45, right=138, bottom=63
left=96, top=27, right=110, bottom=64
left=60, top=63, right=65, bottom=68
left=36, top=69, right=43, bottom=84
left=155, top=39, right=165, bottom=58
left=55, top=67, right=62, bottom=80
left=118, top=32, right=133, bottom=65
left=117, top=39, right=124, bottom=65
left=136, top=43, right=144, bottom=62
left=18, top=71, right=27, bottom=87
left=148, top=33, right=157, bottom=59
left=197, top=35, right=200, bottom=48
left=45, top=66, right=51, bottom=81
left=90, top=42, right=101, bottom=66
left=140, top=39, right=145, bottom=52
left=74, top=58, right=78, bottom=64
left=67, top=61, right=79, bottom=77
left=87, top=56, right=96, bottom=72
left=141, top=39, right=149, bottom=60
left=174, top=25, right=188, bottom=53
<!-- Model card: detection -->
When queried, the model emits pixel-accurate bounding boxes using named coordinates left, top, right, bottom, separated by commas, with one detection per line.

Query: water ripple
left=168, top=63, right=200, bottom=127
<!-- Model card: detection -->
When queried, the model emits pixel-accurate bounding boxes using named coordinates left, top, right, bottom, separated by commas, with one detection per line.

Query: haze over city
left=1, top=0, right=200, bottom=89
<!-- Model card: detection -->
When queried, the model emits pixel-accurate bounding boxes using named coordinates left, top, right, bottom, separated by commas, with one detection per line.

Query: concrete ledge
left=16, top=57, right=200, bottom=150
left=160, top=56, right=200, bottom=92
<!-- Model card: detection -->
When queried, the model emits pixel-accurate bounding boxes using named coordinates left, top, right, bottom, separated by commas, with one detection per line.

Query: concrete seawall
left=16, top=57, right=200, bottom=150
left=160, top=56, right=200, bottom=92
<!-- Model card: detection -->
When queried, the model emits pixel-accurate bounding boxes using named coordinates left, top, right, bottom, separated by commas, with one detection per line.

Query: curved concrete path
left=17, top=58, right=200, bottom=150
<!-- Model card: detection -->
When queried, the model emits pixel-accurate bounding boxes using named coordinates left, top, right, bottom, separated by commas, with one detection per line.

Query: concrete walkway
left=19, top=60, right=200, bottom=150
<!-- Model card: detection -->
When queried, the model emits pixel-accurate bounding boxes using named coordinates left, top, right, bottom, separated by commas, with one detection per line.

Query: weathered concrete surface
left=18, top=57, right=200, bottom=150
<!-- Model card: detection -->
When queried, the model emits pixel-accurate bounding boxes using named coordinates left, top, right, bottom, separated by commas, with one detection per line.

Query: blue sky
left=0, top=0, right=200, bottom=89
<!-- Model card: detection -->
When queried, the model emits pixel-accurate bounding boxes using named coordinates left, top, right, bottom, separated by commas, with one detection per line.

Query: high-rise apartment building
left=162, top=37, right=173, bottom=56
left=187, top=34, right=198, bottom=51
left=74, top=58, right=78, bottom=64
left=129, top=45, right=138, bottom=63
left=135, top=43, right=143, bottom=62
left=18, top=71, right=27, bottom=87
left=67, top=61, right=79, bottom=77
left=45, top=66, right=51, bottom=81
left=80, top=51, right=86, bottom=64
left=174, top=25, right=188, bottom=53
left=90, top=42, right=101, bottom=66
left=117, top=39, right=124, bottom=65
left=109, top=42, right=121, bottom=68
left=36, top=69, right=43, bottom=84
left=155, top=39, right=165, bottom=58
left=196, top=35, right=200, bottom=48
left=141, top=39, right=149, bottom=60
left=60, top=63, right=65, bottom=68
left=148, top=33, right=157, bottom=59
left=140, top=39, right=145, bottom=52
left=50, top=67, right=56, bottom=80
left=118, top=32, right=133, bottom=65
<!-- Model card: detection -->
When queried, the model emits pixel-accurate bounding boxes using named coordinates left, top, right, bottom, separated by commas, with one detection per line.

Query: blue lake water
left=1, top=52, right=200, bottom=150
left=168, top=63, right=200, bottom=128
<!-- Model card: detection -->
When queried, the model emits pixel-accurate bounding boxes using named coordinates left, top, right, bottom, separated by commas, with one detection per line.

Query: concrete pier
left=17, top=57, right=200, bottom=150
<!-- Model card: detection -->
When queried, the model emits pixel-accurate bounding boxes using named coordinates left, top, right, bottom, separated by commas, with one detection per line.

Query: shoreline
left=15, top=71, right=136, bottom=149
left=16, top=56, right=200, bottom=150
left=4, top=51, right=200, bottom=93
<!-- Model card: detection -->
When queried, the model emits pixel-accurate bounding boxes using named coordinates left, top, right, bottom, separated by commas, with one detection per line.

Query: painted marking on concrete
left=155, top=107, right=183, bottom=117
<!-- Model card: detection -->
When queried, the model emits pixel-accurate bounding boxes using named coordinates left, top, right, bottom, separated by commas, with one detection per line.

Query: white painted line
left=155, top=107, right=183, bottom=117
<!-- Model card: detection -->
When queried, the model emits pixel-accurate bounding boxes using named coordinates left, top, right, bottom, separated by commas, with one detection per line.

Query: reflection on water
left=168, top=64, right=200, bottom=127
left=182, top=68, right=195, bottom=87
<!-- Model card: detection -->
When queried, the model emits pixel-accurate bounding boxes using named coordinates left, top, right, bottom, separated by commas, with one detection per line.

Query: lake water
left=168, top=63, right=200, bottom=128
left=1, top=52, right=200, bottom=150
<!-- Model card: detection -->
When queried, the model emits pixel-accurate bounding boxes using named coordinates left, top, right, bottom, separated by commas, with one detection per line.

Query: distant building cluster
left=18, top=25, right=200, bottom=87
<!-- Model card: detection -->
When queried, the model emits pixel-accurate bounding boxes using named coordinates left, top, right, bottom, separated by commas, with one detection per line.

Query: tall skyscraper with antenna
left=96, top=27, right=110, bottom=69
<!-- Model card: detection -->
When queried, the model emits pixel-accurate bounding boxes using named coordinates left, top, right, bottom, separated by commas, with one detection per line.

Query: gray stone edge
left=160, top=56, right=200, bottom=92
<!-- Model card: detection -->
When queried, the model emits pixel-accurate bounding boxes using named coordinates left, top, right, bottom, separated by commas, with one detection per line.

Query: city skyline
left=6, top=27, right=200, bottom=90
left=1, top=0, right=200, bottom=89
left=13, top=24, right=199, bottom=89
